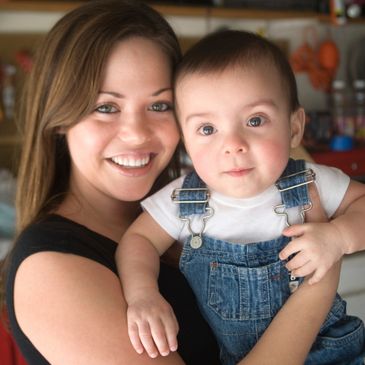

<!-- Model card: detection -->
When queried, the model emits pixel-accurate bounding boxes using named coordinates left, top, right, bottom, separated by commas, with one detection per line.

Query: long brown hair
left=16, top=0, right=182, bottom=232
left=1, top=0, right=181, bottom=308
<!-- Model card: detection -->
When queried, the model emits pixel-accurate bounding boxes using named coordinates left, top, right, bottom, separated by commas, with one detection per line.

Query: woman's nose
left=117, top=113, right=151, bottom=145
left=223, top=132, right=248, bottom=155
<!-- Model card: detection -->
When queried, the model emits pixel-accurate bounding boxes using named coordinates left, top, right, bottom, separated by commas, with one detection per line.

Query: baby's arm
left=280, top=179, right=365, bottom=284
left=116, top=212, right=178, bottom=358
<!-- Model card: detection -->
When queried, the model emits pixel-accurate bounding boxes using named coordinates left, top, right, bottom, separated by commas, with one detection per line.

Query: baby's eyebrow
left=185, top=112, right=211, bottom=124
left=244, top=98, right=278, bottom=109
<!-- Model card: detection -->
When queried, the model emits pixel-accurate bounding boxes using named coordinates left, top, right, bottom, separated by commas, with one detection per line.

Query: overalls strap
left=275, top=158, right=315, bottom=209
left=171, top=171, right=209, bottom=217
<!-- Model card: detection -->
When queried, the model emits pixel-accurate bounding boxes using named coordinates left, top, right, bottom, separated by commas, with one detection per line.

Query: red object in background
left=0, top=312, right=28, bottom=365
left=14, top=50, right=33, bottom=73
left=311, top=147, right=365, bottom=178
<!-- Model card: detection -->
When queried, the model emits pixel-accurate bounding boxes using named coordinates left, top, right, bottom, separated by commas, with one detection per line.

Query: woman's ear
left=290, top=107, right=305, bottom=149
left=57, top=126, right=67, bottom=135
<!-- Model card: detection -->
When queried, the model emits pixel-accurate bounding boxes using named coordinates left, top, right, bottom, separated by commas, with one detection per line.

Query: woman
left=1, top=1, right=340, bottom=364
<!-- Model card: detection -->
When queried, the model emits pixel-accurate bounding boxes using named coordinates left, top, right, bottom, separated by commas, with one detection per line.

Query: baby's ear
left=290, top=107, right=305, bottom=149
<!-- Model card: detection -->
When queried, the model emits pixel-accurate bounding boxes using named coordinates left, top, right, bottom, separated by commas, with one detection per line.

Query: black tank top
left=6, top=215, right=220, bottom=365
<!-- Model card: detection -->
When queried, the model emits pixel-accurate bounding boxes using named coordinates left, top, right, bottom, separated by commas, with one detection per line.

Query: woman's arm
left=13, top=251, right=185, bottom=365
left=238, top=182, right=339, bottom=365
left=238, top=262, right=340, bottom=365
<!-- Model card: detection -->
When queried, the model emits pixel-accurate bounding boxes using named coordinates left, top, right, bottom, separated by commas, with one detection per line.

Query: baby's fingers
left=139, top=321, right=159, bottom=358
left=164, top=311, right=179, bottom=353
left=285, top=252, right=310, bottom=273
left=151, top=311, right=179, bottom=356
left=282, top=224, right=306, bottom=238
left=307, top=267, right=328, bottom=285
left=150, top=317, right=172, bottom=357
left=279, top=239, right=303, bottom=260
left=290, top=260, right=316, bottom=278
left=128, top=321, right=144, bottom=355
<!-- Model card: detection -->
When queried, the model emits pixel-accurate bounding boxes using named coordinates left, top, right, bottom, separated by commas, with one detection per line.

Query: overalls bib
left=174, top=159, right=365, bottom=365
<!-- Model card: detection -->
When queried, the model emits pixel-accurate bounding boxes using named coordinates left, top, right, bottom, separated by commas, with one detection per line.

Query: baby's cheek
left=261, top=142, right=291, bottom=174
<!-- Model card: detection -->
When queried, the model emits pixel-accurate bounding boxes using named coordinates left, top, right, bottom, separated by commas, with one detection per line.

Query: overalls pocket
left=207, top=258, right=289, bottom=321
left=319, top=293, right=346, bottom=333
left=307, top=315, right=365, bottom=365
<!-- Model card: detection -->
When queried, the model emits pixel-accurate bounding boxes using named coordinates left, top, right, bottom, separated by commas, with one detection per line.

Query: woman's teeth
left=111, top=155, right=150, bottom=168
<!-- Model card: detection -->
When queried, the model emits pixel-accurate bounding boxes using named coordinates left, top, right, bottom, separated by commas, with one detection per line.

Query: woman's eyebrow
left=152, top=87, right=172, bottom=96
left=98, top=87, right=172, bottom=98
left=99, top=91, right=124, bottom=98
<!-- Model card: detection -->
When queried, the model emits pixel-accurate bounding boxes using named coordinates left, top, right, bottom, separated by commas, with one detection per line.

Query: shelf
left=0, top=2, right=344, bottom=22
left=0, top=1, right=364, bottom=25
left=1, top=1, right=364, bottom=24
left=0, top=1, right=83, bottom=12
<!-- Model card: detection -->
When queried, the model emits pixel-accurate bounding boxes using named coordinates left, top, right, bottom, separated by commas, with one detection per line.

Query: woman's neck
left=55, top=190, right=140, bottom=243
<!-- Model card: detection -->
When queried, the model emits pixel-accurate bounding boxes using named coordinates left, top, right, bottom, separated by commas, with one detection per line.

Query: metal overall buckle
left=171, top=187, right=214, bottom=249
left=274, top=168, right=316, bottom=293
left=274, top=168, right=316, bottom=227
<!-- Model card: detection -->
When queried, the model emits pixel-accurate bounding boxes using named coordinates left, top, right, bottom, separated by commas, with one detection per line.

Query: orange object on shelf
left=290, top=27, right=339, bottom=93
left=317, top=40, right=340, bottom=72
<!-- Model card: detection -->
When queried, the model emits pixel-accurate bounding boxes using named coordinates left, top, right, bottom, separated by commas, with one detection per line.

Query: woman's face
left=66, top=37, right=179, bottom=202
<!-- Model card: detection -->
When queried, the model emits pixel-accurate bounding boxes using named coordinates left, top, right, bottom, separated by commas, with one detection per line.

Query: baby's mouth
left=110, top=154, right=152, bottom=168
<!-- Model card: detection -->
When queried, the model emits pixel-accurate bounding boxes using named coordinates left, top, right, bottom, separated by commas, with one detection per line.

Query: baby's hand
left=280, top=221, right=345, bottom=285
left=127, top=290, right=179, bottom=358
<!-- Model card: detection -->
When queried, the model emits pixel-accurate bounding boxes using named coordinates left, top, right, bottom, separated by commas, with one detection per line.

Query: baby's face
left=175, top=63, right=302, bottom=199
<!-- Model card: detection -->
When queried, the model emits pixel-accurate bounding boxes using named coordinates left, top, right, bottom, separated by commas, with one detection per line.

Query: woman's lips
left=108, top=153, right=155, bottom=177
left=110, top=154, right=151, bottom=168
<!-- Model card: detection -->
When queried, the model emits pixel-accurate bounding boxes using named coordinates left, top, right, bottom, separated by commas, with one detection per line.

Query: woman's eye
left=95, top=104, right=118, bottom=114
left=247, top=116, right=265, bottom=127
left=198, top=125, right=216, bottom=136
left=149, top=102, right=172, bottom=112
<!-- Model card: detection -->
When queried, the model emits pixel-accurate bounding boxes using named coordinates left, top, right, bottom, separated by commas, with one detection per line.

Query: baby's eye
left=247, top=116, right=265, bottom=127
left=149, top=102, right=172, bottom=112
left=198, top=124, right=216, bottom=136
left=95, top=104, right=118, bottom=114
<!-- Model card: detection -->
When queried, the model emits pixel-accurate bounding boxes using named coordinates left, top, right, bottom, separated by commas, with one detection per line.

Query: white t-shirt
left=142, top=162, right=350, bottom=245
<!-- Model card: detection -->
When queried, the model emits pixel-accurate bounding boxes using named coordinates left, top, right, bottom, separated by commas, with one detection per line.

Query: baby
left=117, top=30, right=365, bottom=365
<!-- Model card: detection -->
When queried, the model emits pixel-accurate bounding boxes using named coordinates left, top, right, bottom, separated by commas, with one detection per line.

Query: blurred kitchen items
left=330, top=80, right=355, bottom=137
left=0, top=169, right=16, bottom=238
left=353, top=79, right=365, bottom=142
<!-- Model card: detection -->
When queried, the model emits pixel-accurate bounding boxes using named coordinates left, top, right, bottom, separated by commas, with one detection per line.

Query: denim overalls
left=174, top=159, right=365, bottom=365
